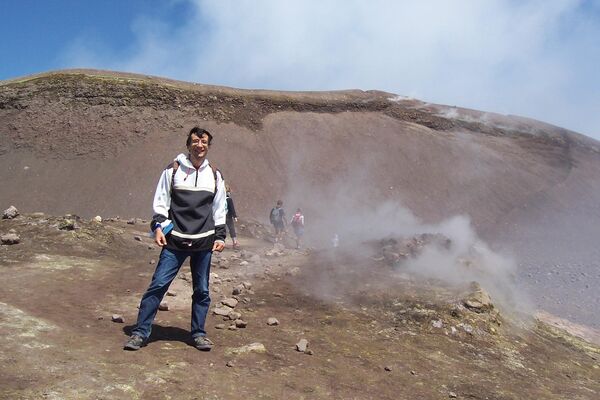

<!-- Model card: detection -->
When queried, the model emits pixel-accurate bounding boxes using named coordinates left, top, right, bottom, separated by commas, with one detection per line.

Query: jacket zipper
left=195, top=167, right=199, bottom=187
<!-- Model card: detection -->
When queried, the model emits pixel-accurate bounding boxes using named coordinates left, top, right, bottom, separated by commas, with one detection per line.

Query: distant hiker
left=124, top=127, right=226, bottom=352
left=269, top=200, right=286, bottom=243
left=290, top=208, right=305, bottom=249
left=332, top=233, right=339, bottom=248
left=225, top=183, right=239, bottom=249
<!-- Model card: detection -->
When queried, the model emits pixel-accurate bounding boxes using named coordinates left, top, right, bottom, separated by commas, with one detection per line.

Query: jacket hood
left=175, top=153, right=208, bottom=169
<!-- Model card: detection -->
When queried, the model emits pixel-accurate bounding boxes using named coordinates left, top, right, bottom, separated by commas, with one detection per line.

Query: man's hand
left=234, top=217, right=238, bottom=222
left=212, top=241, right=225, bottom=252
left=155, top=228, right=167, bottom=247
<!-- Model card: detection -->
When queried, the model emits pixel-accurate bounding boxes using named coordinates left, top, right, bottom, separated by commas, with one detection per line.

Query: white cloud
left=61, top=0, right=600, bottom=139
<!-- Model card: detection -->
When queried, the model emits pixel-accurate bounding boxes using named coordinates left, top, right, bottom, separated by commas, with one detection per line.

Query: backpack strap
left=210, top=165, right=221, bottom=198
left=171, top=160, right=221, bottom=197
left=170, top=160, right=179, bottom=194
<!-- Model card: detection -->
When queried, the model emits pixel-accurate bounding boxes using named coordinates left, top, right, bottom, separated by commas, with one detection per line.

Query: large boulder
left=1, top=233, right=20, bottom=245
left=2, top=205, right=19, bottom=219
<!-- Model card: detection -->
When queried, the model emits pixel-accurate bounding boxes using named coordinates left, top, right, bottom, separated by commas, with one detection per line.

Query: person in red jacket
left=290, top=208, right=305, bottom=249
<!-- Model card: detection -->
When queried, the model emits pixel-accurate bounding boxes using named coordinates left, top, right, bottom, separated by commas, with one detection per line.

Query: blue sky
left=1, top=0, right=599, bottom=139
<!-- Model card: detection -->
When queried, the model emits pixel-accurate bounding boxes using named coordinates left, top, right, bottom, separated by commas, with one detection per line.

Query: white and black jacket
left=151, top=153, right=227, bottom=251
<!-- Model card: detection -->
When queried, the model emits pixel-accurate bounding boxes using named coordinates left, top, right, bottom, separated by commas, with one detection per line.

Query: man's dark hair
left=186, top=127, right=213, bottom=146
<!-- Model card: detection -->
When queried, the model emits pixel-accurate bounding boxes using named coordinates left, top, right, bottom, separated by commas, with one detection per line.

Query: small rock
left=449, top=392, right=457, bottom=398
left=227, top=311, right=242, bottom=321
left=92, top=216, right=102, bottom=223
left=384, top=366, right=392, bottom=372
left=267, top=317, right=279, bottom=326
left=273, top=292, right=283, bottom=298
left=228, top=325, right=238, bottom=330
left=410, top=370, right=416, bottom=375
left=232, top=285, right=244, bottom=295
left=111, top=314, right=124, bottom=323
left=215, top=323, right=226, bottom=329
left=432, top=320, right=443, bottom=329
left=305, top=349, right=314, bottom=355
left=158, top=302, right=169, bottom=311
left=134, top=236, right=143, bottom=242
left=58, top=219, right=77, bottom=231
left=235, top=319, right=248, bottom=328
left=296, top=338, right=309, bottom=352
left=242, top=281, right=252, bottom=289
left=147, top=245, right=154, bottom=250
left=149, top=259, right=156, bottom=264
left=127, top=219, right=136, bottom=225
left=166, top=291, right=177, bottom=297
left=225, top=342, right=266, bottom=355
left=221, top=298, right=239, bottom=308
left=1, top=233, right=20, bottom=245
left=226, top=361, right=235, bottom=367
left=2, top=205, right=19, bottom=219
left=213, top=307, right=233, bottom=316
left=459, top=323, right=474, bottom=334
left=240, top=261, right=249, bottom=266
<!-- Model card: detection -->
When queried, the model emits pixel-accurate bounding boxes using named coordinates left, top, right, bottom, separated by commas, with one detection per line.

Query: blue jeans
left=132, top=247, right=212, bottom=340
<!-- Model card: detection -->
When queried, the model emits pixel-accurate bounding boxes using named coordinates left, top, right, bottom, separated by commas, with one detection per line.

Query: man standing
left=269, top=200, right=286, bottom=243
left=124, top=127, right=226, bottom=351
left=225, top=184, right=239, bottom=248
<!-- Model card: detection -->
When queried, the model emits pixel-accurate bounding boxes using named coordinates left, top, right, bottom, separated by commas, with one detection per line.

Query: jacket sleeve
left=212, top=170, right=227, bottom=242
left=150, top=167, right=172, bottom=230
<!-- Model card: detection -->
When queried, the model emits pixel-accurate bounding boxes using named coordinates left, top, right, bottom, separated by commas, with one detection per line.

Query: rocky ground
left=1, top=210, right=599, bottom=399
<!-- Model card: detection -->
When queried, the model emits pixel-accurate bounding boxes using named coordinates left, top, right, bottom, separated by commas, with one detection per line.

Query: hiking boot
left=124, top=334, right=145, bottom=351
left=193, top=336, right=213, bottom=351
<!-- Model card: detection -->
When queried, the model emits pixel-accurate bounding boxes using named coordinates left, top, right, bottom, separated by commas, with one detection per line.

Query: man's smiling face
left=187, top=132, right=210, bottom=164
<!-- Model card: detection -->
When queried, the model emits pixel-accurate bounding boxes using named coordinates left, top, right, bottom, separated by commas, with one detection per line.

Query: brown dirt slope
left=1, top=69, right=597, bottom=229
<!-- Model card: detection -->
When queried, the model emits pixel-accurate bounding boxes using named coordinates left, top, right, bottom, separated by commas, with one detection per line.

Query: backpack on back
left=291, top=213, right=303, bottom=227
left=270, top=207, right=282, bottom=224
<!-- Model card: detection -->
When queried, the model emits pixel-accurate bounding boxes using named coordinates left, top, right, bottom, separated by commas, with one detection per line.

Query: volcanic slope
left=1, top=69, right=599, bottom=327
